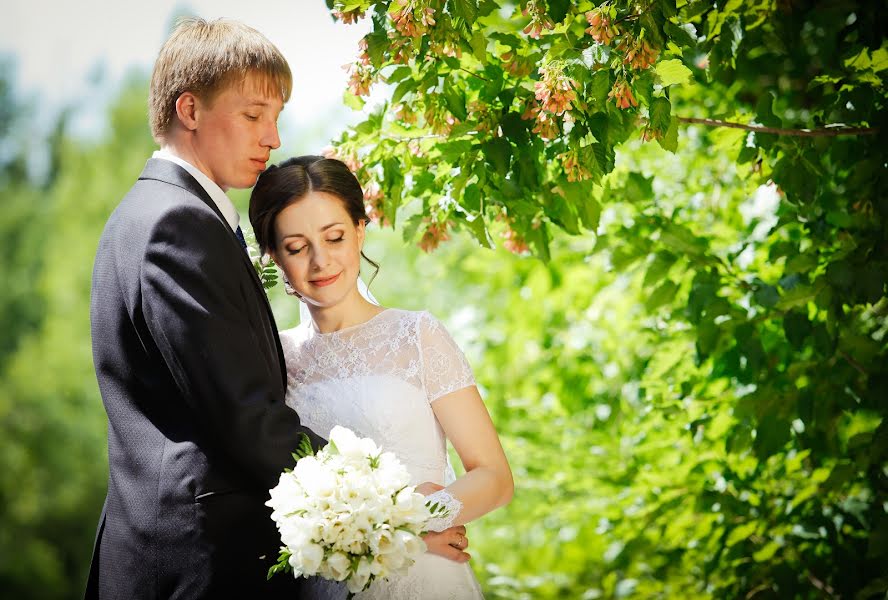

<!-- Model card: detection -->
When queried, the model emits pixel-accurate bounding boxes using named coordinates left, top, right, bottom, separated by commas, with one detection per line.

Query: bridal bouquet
left=266, top=426, right=447, bottom=595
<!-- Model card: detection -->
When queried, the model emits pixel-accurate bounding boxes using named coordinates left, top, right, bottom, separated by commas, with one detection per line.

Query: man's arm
left=140, top=202, right=325, bottom=489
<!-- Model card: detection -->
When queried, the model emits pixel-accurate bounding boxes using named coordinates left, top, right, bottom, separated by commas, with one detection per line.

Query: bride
left=248, top=155, right=513, bottom=599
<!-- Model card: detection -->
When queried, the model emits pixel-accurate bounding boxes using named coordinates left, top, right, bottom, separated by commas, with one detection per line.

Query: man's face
left=190, top=73, right=284, bottom=191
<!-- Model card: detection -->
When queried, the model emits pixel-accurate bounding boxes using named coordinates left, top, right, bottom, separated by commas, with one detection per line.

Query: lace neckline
left=305, top=308, right=391, bottom=337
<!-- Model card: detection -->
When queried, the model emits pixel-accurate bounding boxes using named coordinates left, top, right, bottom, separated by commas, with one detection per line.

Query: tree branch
left=459, top=67, right=491, bottom=83
left=677, top=117, right=879, bottom=137
left=806, top=571, right=838, bottom=599
left=840, top=350, right=867, bottom=376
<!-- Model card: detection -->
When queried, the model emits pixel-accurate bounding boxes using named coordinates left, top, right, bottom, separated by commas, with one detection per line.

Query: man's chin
left=231, top=173, right=261, bottom=189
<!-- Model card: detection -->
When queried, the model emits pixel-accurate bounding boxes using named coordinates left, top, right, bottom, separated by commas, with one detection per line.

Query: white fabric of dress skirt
left=280, top=308, right=484, bottom=600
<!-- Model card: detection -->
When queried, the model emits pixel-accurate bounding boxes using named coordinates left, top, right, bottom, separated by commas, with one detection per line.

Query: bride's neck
left=307, top=292, right=382, bottom=334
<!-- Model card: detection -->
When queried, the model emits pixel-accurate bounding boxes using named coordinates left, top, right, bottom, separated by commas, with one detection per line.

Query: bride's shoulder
left=278, top=325, right=311, bottom=348
left=382, top=307, right=440, bottom=327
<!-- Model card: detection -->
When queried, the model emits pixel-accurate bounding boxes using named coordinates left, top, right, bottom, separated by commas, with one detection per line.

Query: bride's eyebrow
left=281, top=223, right=345, bottom=240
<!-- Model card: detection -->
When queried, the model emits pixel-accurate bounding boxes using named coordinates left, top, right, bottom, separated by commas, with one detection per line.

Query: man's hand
left=423, top=525, right=470, bottom=563
left=415, top=481, right=445, bottom=496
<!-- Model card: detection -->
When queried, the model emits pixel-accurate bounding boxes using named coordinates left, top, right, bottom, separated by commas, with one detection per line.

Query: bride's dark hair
left=249, top=155, right=380, bottom=283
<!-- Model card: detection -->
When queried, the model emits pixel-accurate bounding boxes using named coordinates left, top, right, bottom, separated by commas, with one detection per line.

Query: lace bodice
left=279, top=308, right=484, bottom=599
left=280, top=309, right=474, bottom=486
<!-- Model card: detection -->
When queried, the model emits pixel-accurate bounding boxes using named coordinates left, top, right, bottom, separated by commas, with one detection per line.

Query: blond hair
left=148, top=17, right=292, bottom=142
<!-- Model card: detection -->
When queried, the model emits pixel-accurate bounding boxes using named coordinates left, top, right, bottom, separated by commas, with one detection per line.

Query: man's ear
left=174, top=92, right=199, bottom=131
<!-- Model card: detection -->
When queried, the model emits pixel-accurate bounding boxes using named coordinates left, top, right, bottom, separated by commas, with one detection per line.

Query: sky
left=1, top=0, right=371, bottom=142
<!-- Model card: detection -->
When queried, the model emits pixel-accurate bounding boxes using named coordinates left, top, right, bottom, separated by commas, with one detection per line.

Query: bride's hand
left=415, top=481, right=444, bottom=496
left=423, top=525, right=470, bottom=563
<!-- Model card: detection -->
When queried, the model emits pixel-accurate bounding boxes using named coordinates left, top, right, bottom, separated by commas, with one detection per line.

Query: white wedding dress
left=280, top=308, right=485, bottom=600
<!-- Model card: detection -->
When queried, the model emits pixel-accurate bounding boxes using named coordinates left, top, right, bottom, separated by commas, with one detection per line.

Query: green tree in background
left=0, top=71, right=156, bottom=598
left=323, top=0, right=887, bottom=597
left=0, top=59, right=54, bottom=369
left=0, top=1, right=885, bottom=598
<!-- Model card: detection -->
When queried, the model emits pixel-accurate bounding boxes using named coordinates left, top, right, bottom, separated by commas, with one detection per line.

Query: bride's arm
left=426, top=386, right=514, bottom=528
left=415, top=310, right=513, bottom=529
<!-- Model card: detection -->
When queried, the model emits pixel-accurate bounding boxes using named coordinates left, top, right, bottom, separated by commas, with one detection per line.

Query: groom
left=87, top=17, right=469, bottom=600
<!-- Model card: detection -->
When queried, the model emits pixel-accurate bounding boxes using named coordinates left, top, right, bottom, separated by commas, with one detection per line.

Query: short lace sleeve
left=417, top=311, right=475, bottom=403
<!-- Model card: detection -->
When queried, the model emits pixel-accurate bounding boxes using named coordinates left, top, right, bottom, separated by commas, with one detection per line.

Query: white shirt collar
left=152, top=149, right=240, bottom=232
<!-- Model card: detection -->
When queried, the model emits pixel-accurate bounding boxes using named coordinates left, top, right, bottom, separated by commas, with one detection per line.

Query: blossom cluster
left=583, top=6, right=661, bottom=111
left=559, top=147, right=595, bottom=182
left=345, top=62, right=374, bottom=97
left=332, top=7, right=365, bottom=24
left=267, top=426, right=433, bottom=595
left=585, top=8, right=619, bottom=45
left=535, top=63, right=576, bottom=116
left=390, top=0, right=436, bottom=38
left=418, top=219, right=451, bottom=253
left=521, top=0, right=555, bottom=39
left=521, top=62, right=577, bottom=140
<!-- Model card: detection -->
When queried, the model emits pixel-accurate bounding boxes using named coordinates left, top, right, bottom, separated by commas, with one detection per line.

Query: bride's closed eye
left=285, top=237, right=342, bottom=255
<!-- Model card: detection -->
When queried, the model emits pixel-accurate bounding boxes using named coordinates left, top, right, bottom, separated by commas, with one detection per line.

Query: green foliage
left=326, top=1, right=887, bottom=598
left=1, top=2, right=885, bottom=599
left=0, top=72, right=155, bottom=599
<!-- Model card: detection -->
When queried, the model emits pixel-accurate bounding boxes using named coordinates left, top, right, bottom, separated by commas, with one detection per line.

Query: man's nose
left=262, top=120, right=281, bottom=150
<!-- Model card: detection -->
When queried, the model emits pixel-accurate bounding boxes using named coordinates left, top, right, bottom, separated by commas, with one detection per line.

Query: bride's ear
left=356, top=219, right=366, bottom=249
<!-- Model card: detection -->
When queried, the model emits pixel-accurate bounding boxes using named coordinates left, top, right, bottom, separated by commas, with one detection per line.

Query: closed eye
left=245, top=113, right=259, bottom=121
left=329, top=236, right=345, bottom=243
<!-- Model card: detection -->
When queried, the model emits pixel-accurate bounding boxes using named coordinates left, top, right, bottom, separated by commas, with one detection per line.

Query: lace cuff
left=424, top=489, right=463, bottom=532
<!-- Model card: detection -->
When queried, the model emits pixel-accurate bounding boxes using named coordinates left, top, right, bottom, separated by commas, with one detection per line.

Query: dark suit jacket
left=86, top=158, right=326, bottom=599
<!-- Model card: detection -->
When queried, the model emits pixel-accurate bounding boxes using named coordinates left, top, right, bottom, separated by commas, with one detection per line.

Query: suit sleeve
left=139, top=202, right=326, bottom=489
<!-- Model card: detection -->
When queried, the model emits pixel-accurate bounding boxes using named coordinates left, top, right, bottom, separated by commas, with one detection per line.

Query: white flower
left=268, top=427, right=433, bottom=594
left=326, top=551, right=351, bottom=581
left=391, top=488, right=430, bottom=526
left=292, top=456, right=337, bottom=498
left=368, top=525, right=394, bottom=556
left=347, top=557, right=373, bottom=593
left=394, top=529, right=426, bottom=558
left=329, top=425, right=381, bottom=460
left=378, top=551, right=408, bottom=577
left=289, top=542, right=324, bottom=576
left=278, top=518, right=313, bottom=550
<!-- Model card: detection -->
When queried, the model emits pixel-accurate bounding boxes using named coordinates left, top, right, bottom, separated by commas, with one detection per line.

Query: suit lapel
left=138, top=159, right=287, bottom=388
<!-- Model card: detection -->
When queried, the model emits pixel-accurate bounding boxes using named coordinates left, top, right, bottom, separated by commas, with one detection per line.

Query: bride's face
left=272, top=190, right=365, bottom=308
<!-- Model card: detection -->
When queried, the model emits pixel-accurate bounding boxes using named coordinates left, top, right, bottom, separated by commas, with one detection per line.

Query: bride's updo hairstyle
left=249, top=155, right=380, bottom=281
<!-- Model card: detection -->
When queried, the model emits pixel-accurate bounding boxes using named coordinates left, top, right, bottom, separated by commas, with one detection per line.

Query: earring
left=281, top=272, right=302, bottom=299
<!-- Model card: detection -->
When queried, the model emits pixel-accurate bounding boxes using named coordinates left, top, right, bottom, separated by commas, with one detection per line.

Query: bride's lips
left=309, top=273, right=341, bottom=287
left=251, top=158, right=268, bottom=169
